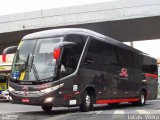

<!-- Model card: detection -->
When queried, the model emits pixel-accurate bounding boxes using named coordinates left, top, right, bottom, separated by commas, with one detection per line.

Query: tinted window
left=117, top=47, right=134, bottom=68
left=84, top=37, right=118, bottom=71
left=65, top=35, right=86, bottom=63
left=84, top=38, right=105, bottom=71
left=105, top=43, right=118, bottom=66
left=143, top=56, right=157, bottom=73
left=133, top=52, right=143, bottom=69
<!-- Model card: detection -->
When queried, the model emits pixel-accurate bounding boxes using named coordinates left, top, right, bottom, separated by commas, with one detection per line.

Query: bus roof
left=22, top=28, right=149, bottom=57
left=22, top=28, right=107, bottom=40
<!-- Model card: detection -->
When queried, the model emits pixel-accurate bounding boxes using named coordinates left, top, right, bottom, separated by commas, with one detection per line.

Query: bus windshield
left=11, top=37, right=63, bottom=81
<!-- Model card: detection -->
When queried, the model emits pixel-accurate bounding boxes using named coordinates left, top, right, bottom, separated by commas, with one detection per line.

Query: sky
left=0, top=0, right=160, bottom=59
left=124, top=40, right=160, bottom=58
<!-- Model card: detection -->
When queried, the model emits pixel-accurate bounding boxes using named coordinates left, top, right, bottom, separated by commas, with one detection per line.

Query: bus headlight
left=40, top=83, right=64, bottom=94
left=40, top=87, right=53, bottom=93
left=9, top=86, right=15, bottom=92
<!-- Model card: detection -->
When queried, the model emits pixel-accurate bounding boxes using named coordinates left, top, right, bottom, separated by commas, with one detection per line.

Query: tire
left=132, top=91, right=146, bottom=106
left=41, top=104, right=52, bottom=112
left=80, top=91, right=94, bottom=112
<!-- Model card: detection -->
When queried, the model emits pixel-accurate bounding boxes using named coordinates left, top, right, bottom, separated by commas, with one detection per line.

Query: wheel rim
left=85, top=94, right=91, bottom=107
left=141, top=94, right=145, bottom=104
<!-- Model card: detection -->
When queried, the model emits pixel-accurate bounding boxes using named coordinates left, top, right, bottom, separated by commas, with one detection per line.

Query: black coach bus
left=6, top=28, right=158, bottom=112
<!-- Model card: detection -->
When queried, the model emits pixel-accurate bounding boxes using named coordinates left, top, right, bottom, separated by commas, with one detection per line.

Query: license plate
left=22, top=98, right=29, bottom=103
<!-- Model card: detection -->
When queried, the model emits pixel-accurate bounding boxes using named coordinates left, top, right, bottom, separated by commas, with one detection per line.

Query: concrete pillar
left=130, top=41, right=134, bottom=47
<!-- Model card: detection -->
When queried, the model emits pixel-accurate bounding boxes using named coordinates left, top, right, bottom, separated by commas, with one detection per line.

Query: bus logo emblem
left=119, top=68, right=128, bottom=77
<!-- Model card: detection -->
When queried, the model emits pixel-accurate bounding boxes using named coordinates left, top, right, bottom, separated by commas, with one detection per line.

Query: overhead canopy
left=1, top=15, right=160, bottom=53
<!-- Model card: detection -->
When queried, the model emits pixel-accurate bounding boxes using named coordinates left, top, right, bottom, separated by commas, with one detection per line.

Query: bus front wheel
left=41, top=104, right=53, bottom=112
left=80, top=91, right=94, bottom=112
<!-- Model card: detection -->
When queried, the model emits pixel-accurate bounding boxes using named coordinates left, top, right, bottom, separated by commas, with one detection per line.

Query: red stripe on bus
left=96, top=98, right=139, bottom=104
left=145, top=73, right=158, bottom=79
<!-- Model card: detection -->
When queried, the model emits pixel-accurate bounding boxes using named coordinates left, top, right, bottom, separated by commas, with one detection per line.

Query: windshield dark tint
left=11, top=37, right=63, bottom=81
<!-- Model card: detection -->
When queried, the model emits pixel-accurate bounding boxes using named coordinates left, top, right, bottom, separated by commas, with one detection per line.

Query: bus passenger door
left=59, top=46, right=76, bottom=78
left=57, top=35, right=87, bottom=105
left=57, top=43, right=82, bottom=104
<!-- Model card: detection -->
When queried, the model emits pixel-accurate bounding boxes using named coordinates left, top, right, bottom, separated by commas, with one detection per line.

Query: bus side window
left=83, top=37, right=106, bottom=71
left=117, top=47, right=134, bottom=68
left=65, top=34, right=86, bottom=63
left=59, top=46, right=77, bottom=78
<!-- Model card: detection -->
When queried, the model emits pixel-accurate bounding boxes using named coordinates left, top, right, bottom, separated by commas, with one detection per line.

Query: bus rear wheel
left=80, top=91, right=94, bottom=112
left=41, top=104, right=53, bottom=112
left=132, top=91, right=146, bottom=106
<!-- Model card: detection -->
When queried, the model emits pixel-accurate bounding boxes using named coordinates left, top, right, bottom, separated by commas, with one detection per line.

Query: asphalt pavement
left=0, top=99, right=160, bottom=120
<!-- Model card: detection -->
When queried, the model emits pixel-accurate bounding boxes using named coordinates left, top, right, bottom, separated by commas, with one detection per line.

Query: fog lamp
left=9, top=96, right=13, bottom=101
left=44, top=97, right=54, bottom=103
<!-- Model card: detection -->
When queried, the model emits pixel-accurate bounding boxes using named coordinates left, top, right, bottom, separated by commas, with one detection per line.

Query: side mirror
left=53, top=42, right=75, bottom=60
left=2, top=46, right=17, bottom=62
left=3, top=46, right=17, bottom=54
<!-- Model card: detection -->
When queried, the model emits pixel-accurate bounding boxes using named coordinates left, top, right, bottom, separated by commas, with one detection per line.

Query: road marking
left=95, top=111, right=103, bottom=114
left=85, top=111, right=96, bottom=114
left=149, top=99, right=160, bottom=102
left=84, top=111, right=103, bottom=115
left=0, top=110, right=42, bottom=114
left=136, top=110, right=150, bottom=114
left=111, top=110, right=124, bottom=119
left=113, top=110, right=125, bottom=114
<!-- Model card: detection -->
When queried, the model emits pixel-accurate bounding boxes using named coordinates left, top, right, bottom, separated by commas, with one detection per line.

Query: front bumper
left=9, top=90, right=81, bottom=107
left=0, top=94, right=9, bottom=100
left=9, top=91, right=69, bottom=107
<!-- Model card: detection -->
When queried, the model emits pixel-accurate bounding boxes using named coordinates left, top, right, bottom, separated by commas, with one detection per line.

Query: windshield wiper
left=32, top=64, right=40, bottom=82
left=29, top=55, right=40, bottom=82
left=24, top=55, right=29, bottom=70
